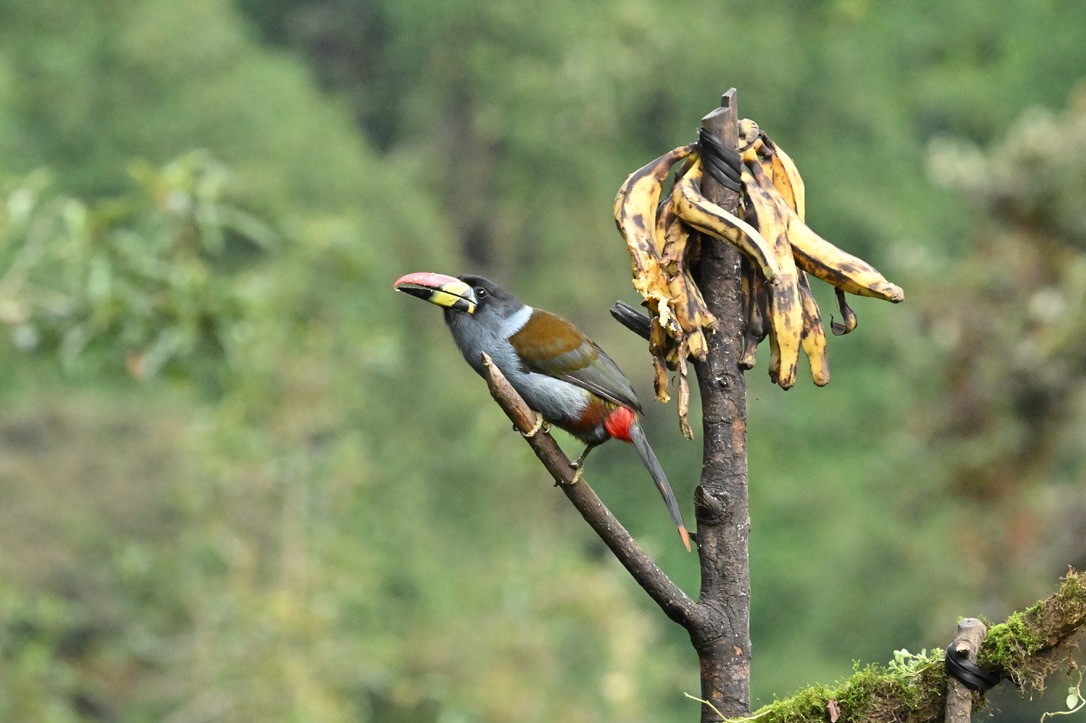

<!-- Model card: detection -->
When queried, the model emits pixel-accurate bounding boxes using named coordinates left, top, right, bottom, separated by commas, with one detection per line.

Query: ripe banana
left=786, top=214, right=905, bottom=302
left=614, top=142, right=716, bottom=435
left=738, top=139, right=903, bottom=303
left=649, top=312, right=671, bottom=403
left=672, top=155, right=781, bottom=283
left=742, top=162, right=803, bottom=389
left=656, top=195, right=714, bottom=362
left=797, top=270, right=831, bottom=386
left=764, top=138, right=805, bottom=220
left=613, top=118, right=904, bottom=395
left=739, top=257, right=766, bottom=370
left=739, top=119, right=805, bottom=219
left=614, top=143, right=697, bottom=336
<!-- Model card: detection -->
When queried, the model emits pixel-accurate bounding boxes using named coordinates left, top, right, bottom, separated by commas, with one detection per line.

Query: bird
left=393, top=271, right=692, bottom=552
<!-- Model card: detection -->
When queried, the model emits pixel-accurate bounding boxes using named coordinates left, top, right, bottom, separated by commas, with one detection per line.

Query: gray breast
left=446, top=305, right=591, bottom=424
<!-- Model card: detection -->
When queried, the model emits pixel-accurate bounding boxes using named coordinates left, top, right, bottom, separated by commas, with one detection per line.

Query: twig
left=610, top=300, right=652, bottom=341
left=479, top=352, right=700, bottom=627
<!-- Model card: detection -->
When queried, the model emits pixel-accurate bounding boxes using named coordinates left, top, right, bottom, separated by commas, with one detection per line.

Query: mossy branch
left=728, top=571, right=1086, bottom=723
left=978, top=570, right=1086, bottom=689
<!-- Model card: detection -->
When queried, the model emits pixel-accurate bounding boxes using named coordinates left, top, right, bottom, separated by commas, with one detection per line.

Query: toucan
left=393, top=271, right=692, bottom=552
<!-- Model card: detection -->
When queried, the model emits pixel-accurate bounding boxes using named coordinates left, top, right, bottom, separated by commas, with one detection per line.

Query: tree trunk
left=690, top=90, right=752, bottom=721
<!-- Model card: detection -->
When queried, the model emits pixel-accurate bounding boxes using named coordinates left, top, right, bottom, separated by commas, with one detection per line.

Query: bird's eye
left=475, top=287, right=488, bottom=299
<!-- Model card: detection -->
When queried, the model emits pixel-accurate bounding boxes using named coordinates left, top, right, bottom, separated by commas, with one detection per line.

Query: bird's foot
left=570, top=445, right=594, bottom=470
left=521, top=413, right=548, bottom=439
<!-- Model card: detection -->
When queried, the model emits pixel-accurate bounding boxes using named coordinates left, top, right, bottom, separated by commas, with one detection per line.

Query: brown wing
left=509, top=310, right=642, bottom=412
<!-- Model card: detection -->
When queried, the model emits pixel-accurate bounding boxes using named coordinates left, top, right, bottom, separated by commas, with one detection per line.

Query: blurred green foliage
left=1, top=0, right=1084, bottom=720
left=0, top=153, right=277, bottom=388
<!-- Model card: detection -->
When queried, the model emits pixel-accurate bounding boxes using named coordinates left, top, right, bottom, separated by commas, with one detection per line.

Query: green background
left=2, top=1, right=1085, bottom=720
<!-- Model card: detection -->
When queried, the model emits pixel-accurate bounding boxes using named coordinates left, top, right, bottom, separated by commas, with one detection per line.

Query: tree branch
left=470, top=91, right=1085, bottom=723
left=978, top=568, right=1086, bottom=688
left=725, top=571, right=1086, bottom=723
left=478, top=352, right=700, bottom=628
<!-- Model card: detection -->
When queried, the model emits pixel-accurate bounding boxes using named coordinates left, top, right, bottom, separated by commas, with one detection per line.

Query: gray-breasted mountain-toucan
left=394, top=271, right=692, bottom=551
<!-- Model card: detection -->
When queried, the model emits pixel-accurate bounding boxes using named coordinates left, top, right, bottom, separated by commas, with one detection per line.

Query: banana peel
left=613, top=120, right=904, bottom=399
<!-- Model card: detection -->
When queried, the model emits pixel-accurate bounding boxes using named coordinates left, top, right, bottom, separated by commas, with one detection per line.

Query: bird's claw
left=561, top=444, right=594, bottom=485
left=521, top=413, right=547, bottom=438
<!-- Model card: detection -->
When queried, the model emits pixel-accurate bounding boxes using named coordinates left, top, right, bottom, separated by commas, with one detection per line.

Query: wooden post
left=690, top=89, right=752, bottom=721
left=945, top=618, right=987, bottom=723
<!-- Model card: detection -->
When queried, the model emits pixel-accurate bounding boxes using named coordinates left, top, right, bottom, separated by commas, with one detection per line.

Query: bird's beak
left=393, top=272, right=477, bottom=314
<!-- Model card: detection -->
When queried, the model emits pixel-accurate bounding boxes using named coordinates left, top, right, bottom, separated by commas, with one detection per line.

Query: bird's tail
left=628, top=421, right=692, bottom=552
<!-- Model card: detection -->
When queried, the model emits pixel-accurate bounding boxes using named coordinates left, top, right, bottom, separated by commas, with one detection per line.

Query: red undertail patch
left=604, top=406, right=635, bottom=443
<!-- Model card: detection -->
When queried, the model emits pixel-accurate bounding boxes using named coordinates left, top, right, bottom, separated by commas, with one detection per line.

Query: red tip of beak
left=678, top=526, right=692, bottom=553
left=393, top=271, right=462, bottom=290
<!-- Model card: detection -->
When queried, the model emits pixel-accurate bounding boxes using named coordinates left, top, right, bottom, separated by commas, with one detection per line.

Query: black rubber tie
left=698, top=126, right=741, bottom=181
left=697, top=126, right=741, bottom=193
left=945, top=643, right=1002, bottom=692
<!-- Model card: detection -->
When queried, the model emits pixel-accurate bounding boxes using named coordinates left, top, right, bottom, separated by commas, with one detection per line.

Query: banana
left=761, top=134, right=805, bottom=220
left=615, top=120, right=904, bottom=393
left=785, top=212, right=905, bottom=302
left=797, top=270, right=831, bottom=386
left=742, top=162, right=803, bottom=389
left=738, top=120, right=804, bottom=219
left=743, top=126, right=902, bottom=304
left=657, top=192, right=715, bottom=362
left=830, top=287, right=858, bottom=335
left=676, top=357, right=694, bottom=440
left=614, top=144, right=697, bottom=335
left=739, top=256, right=755, bottom=369
left=672, top=155, right=781, bottom=283
left=738, top=118, right=762, bottom=157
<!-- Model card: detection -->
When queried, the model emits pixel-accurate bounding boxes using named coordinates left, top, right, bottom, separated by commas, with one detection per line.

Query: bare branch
left=478, top=352, right=700, bottom=628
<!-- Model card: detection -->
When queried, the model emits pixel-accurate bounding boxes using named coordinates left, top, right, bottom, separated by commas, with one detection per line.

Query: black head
left=453, top=275, right=522, bottom=317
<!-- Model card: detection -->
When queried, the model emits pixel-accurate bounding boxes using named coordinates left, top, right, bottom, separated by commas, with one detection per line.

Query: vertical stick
left=690, top=89, right=752, bottom=721
left=945, top=618, right=987, bottom=723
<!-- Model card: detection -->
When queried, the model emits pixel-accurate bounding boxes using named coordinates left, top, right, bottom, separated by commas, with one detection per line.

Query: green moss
left=980, top=610, right=1037, bottom=668
left=728, top=573, right=1086, bottom=722
left=736, top=656, right=946, bottom=722
left=978, top=571, right=1086, bottom=688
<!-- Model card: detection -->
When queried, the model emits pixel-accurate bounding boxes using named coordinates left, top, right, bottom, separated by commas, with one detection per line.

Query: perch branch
left=479, top=352, right=699, bottom=628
